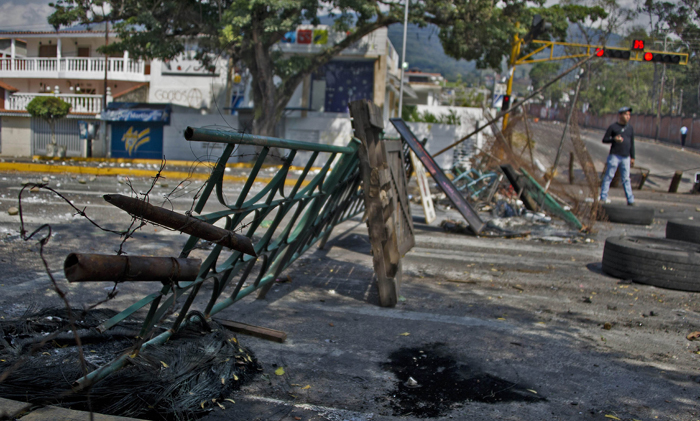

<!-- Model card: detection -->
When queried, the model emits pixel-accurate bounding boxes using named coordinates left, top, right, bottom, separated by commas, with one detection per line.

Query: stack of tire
left=602, top=219, right=700, bottom=292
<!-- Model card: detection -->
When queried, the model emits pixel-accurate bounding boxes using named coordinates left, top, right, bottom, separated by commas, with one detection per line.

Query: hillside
left=386, top=23, right=478, bottom=82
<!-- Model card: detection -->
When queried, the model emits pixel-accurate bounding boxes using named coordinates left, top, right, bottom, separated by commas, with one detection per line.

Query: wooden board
left=385, top=139, right=416, bottom=256
left=390, top=118, right=485, bottom=233
left=216, top=318, right=288, bottom=343
left=350, top=100, right=410, bottom=307
left=409, top=150, right=436, bottom=224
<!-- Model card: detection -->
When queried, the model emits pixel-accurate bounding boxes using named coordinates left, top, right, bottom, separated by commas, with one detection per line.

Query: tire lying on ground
left=666, top=218, right=700, bottom=244
left=602, top=236, right=700, bottom=292
left=600, top=203, right=654, bottom=225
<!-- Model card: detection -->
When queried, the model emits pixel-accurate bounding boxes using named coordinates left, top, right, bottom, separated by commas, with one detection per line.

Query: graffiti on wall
left=154, top=89, right=204, bottom=108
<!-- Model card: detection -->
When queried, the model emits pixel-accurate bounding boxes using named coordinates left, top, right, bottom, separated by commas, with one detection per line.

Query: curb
left=28, top=156, right=321, bottom=172
left=0, top=162, right=307, bottom=187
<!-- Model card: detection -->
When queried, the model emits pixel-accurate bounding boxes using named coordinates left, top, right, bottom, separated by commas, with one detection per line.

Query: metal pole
left=397, top=0, right=409, bottom=117
left=103, top=20, right=109, bottom=112
left=655, top=37, right=668, bottom=140
left=544, top=70, right=583, bottom=191
left=502, top=23, right=521, bottom=131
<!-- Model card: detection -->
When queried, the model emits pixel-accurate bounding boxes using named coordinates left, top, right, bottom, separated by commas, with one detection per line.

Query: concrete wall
left=0, top=115, right=31, bottom=156
left=283, top=115, right=354, bottom=166
left=162, top=109, right=240, bottom=162
left=384, top=106, right=492, bottom=170
left=529, top=104, right=700, bottom=150
left=148, top=60, right=228, bottom=111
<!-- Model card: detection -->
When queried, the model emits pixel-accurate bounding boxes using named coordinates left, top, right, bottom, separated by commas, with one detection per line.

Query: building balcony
left=5, top=93, right=108, bottom=114
left=0, top=57, right=149, bottom=82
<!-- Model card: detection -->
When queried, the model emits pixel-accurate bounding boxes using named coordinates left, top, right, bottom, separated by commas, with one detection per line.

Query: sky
left=0, top=0, right=649, bottom=33
left=0, top=0, right=56, bottom=31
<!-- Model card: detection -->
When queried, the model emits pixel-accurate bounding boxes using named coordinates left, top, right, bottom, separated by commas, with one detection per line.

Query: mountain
left=386, top=23, right=479, bottom=81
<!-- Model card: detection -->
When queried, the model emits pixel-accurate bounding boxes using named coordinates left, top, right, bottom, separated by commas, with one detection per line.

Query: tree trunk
left=49, top=119, right=56, bottom=145
left=250, top=14, right=279, bottom=137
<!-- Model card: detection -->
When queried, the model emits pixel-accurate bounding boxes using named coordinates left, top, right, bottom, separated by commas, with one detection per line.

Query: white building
left=0, top=25, right=422, bottom=163
left=0, top=27, right=227, bottom=158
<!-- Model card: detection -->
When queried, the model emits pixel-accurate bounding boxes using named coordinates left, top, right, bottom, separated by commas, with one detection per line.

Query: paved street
left=0, top=121, right=698, bottom=421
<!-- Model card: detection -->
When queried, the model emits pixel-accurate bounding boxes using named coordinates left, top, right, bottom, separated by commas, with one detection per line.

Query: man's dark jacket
left=603, top=121, right=635, bottom=159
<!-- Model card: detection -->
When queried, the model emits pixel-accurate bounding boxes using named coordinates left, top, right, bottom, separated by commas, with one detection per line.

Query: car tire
left=666, top=219, right=700, bottom=244
left=600, top=203, right=654, bottom=225
left=602, top=236, right=700, bottom=292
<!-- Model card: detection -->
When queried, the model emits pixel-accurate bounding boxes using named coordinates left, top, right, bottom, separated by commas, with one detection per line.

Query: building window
left=77, top=47, right=90, bottom=57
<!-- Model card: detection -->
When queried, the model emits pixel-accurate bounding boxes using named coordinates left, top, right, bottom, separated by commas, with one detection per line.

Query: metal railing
left=75, top=126, right=366, bottom=388
left=6, top=93, right=107, bottom=114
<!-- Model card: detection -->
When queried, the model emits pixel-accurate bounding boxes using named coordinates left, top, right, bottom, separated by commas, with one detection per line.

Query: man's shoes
left=600, top=198, right=612, bottom=204
left=627, top=202, right=636, bottom=206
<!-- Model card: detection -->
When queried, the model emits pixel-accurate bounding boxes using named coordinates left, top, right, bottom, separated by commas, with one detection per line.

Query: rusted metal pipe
left=64, top=253, right=202, bottom=284
left=103, top=194, right=256, bottom=256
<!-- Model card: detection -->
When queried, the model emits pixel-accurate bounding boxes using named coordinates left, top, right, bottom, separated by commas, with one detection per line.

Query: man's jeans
left=600, top=154, right=634, bottom=204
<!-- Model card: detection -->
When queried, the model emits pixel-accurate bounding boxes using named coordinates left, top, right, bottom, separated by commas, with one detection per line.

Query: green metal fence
left=77, top=127, right=365, bottom=388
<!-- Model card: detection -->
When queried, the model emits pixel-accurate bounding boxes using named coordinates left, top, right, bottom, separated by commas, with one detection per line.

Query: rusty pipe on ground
left=103, top=194, right=256, bottom=256
left=64, top=253, right=202, bottom=285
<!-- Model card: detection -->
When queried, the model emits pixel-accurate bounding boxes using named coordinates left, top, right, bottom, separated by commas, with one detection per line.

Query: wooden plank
left=500, top=164, right=537, bottom=211
left=410, top=150, right=436, bottom=224
left=387, top=144, right=415, bottom=256
left=390, top=118, right=485, bottom=233
left=0, top=397, right=30, bottom=419
left=350, top=99, right=401, bottom=307
left=216, top=318, right=287, bottom=343
left=20, top=405, right=145, bottom=421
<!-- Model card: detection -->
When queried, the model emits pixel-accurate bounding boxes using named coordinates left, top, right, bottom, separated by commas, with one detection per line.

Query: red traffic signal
left=502, top=95, right=511, bottom=111
left=595, top=48, right=631, bottom=59
left=643, top=52, right=681, bottom=64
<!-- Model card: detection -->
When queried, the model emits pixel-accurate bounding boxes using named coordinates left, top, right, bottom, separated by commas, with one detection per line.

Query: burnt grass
left=381, top=343, right=544, bottom=418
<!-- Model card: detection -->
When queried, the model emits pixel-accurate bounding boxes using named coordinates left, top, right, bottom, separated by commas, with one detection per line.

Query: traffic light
left=595, top=48, right=631, bottom=59
left=523, top=15, right=551, bottom=44
left=632, top=39, right=645, bottom=50
left=643, top=52, right=681, bottom=64
left=501, top=95, right=511, bottom=111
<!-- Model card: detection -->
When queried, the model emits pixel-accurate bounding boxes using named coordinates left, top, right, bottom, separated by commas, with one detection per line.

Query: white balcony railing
left=0, top=57, right=147, bottom=81
left=6, top=93, right=107, bottom=114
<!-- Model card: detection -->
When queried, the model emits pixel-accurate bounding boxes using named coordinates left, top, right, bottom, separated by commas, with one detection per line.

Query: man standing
left=680, top=125, right=688, bottom=150
left=599, top=107, right=635, bottom=205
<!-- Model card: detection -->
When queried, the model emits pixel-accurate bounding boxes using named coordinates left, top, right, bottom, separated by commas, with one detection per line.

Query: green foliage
left=26, top=96, right=72, bottom=121
left=402, top=106, right=461, bottom=125
left=529, top=62, right=561, bottom=90
left=48, top=0, right=609, bottom=134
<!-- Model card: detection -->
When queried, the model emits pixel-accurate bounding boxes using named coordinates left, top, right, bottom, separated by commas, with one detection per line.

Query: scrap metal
left=64, top=253, right=201, bottom=285
left=75, top=125, right=367, bottom=389
left=103, top=193, right=256, bottom=256
left=390, top=118, right=485, bottom=234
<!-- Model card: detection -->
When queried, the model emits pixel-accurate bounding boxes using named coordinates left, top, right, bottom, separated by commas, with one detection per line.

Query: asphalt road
left=0, top=121, right=698, bottom=421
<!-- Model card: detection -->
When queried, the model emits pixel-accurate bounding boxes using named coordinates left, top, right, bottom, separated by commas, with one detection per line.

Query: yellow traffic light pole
left=502, top=24, right=521, bottom=131
left=500, top=36, right=689, bottom=132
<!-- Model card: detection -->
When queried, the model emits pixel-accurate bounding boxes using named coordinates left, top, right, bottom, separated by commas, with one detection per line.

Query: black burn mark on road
left=381, top=343, right=544, bottom=418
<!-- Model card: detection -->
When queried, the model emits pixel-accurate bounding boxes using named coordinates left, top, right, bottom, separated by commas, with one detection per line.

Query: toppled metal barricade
left=69, top=100, right=415, bottom=388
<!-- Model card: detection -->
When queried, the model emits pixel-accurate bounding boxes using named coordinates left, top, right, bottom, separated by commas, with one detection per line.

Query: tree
left=49, top=0, right=606, bottom=136
left=26, top=96, right=72, bottom=156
